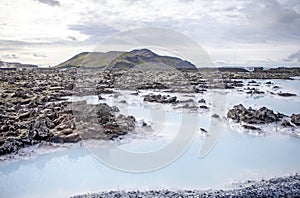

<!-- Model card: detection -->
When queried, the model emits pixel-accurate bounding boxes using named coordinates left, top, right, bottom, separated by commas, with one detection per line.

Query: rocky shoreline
left=1, top=67, right=300, bottom=156
left=0, top=68, right=141, bottom=156
left=71, top=173, right=300, bottom=198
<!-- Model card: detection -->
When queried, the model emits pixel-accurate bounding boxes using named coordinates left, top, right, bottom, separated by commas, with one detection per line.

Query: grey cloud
left=211, top=0, right=300, bottom=44
left=178, top=0, right=194, bottom=2
left=1, top=54, right=18, bottom=59
left=64, top=0, right=300, bottom=48
left=215, top=61, right=228, bottom=65
left=33, top=53, right=47, bottom=58
left=68, top=23, right=119, bottom=44
left=68, top=36, right=77, bottom=41
left=0, top=39, right=73, bottom=47
left=283, top=50, right=300, bottom=62
left=36, top=0, right=60, bottom=7
left=146, top=0, right=300, bottom=45
left=0, top=39, right=31, bottom=46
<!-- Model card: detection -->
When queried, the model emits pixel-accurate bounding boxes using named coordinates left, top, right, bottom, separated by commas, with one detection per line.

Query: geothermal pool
left=0, top=79, right=300, bottom=198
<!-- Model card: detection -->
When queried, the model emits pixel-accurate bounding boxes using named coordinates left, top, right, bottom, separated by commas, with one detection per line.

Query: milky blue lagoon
left=1, top=79, right=300, bottom=198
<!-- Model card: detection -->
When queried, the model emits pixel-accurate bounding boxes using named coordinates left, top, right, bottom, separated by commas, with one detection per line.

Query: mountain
left=56, top=49, right=196, bottom=69
left=56, top=51, right=123, bottom=69
left=0, top=61, right=38, bottom=69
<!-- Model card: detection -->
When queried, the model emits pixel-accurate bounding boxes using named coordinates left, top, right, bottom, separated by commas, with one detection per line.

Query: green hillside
left=56, top=49, right=196, bottom=69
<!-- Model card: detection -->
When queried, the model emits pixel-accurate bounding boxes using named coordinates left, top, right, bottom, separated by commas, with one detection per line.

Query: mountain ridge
left=56, top=49, right=196, bottom=69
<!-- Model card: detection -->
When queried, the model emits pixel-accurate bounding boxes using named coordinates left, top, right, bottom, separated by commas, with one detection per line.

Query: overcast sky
left=0, top=0, right=299, bottom=67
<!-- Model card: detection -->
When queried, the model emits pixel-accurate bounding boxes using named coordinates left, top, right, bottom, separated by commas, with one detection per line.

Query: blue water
left=0, top=79, right=299, bottom=198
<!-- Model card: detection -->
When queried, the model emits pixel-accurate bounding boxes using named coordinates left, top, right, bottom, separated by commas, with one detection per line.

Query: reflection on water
left=0, top=79, right=300, bottom=198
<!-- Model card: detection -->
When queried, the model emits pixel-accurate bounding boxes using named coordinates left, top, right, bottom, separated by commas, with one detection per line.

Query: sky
left=0, top=0, right=299, bottom=67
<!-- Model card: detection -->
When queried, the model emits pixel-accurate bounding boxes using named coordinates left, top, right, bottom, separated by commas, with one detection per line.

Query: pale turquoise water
left=0, top=79, right=299, bottom=198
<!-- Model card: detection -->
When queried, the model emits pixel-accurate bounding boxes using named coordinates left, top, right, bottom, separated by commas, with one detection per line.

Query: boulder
left=227, top=104, right=282, bottom=124
left=242, top=125, right=261, bottom=131
left=278, top=92, right=296, bottom=97
left=281, top=120, right=293, bottom=127
left=291, top=114, right=300, bottom=126
left=0, top=138, right=23, bottom=155
left=199, top=105, right=209, bottom=109
left=29, top=117, right=52, bottom=140
left=144, top=94, right=177, bottom=103
left=198, top=98, right=206, bottom=103
left=211, top=114, right=220, bottom=119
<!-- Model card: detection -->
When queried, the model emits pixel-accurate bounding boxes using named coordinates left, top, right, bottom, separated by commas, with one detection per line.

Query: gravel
left=71, top=173, right=300, bottom=198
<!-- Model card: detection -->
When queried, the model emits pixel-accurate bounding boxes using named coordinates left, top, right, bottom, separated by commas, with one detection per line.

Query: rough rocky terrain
left=1, top=66, right=300, bottom=156
left=0, top=69, right=138, bottom=155
left=71, top=173, right=300, bottom=198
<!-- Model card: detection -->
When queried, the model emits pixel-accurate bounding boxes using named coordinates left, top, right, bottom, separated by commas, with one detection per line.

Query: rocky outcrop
left=242, top=124, right=261, bottom=131
left=71, top=102, right=136, bottom=140
left=278, top=92, right=296, bottom=97
left=0, top=101, right=78, bottom=155
left=291, top=114, right=300, bottom=126
left=144, top=94, right=177, bottom=103
left=245, top=88, right=265, bottom=95
left=137, top=82, right=169, bottom=90
left=0, top=68, right=140, bottom=156
left=227, top=104, right=283, bottom=124
left=97, top=103, right=135, bottom=136
left=227, top=104, right=300, bottom=133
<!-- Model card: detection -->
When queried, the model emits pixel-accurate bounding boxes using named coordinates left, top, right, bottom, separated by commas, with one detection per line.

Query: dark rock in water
left=97, top=103, right=115, bottom=125
left=95, top=88, right=114, bottom=94
left=265, top=81, right=272, bottom=85
left=248, top=80, right=257, bottom=84
left=137, top=82, right=169, bottom=90
left=198, top=98, right=206, bottom=103
left=227, top=104, right=282, bottom=124
left=200, top=128, right=208, bottom=134
left=278, top=92, right=296, bottom=97
left=119, top=100, right=127, bottom=104
left=179, top=98, right=194, bottom=103
left=180, top=103, right=199, bottom=110
left=200, top=128, right=207, bottom=133
left=211, top=114, right=220, bottom=119
left=0, top=138, right=23, bottom=155
left=144, top=94, right=177, bottom=103
left=291, top=114, right=300, bottom=126
left=225, top=84, right=235, bottom=89
left=229, top=80, right=244, bottom=87
left=131, top=91, right=139, bottom=96
left=199, top=105, right=209, bottom=109
left=98, top=95, right=105, bottom=100
left=94, top=103, right=135, bottom=139
left=194, top=87, right=207, bottom=93
left=242, top=124, right=261, bottom=130
left=245, top=88, right=264, bottom=94
left=281, top=120, right=293, bottom=127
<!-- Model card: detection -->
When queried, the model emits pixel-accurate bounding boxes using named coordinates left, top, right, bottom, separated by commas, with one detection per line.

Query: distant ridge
left=0, top=60, right=38, bottom=69
left=56, top=49, right=196, bottom=69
